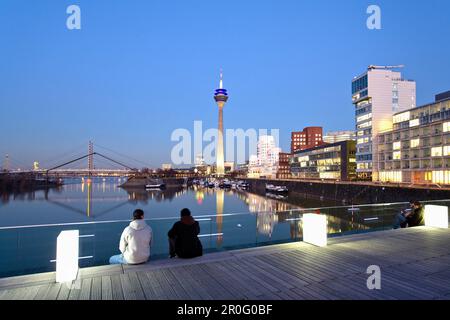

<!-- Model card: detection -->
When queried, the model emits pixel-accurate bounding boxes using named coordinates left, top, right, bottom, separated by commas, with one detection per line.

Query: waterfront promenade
left=1, top=226, right=450, bottom=300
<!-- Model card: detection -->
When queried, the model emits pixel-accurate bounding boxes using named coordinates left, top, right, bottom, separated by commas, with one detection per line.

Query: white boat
left=145, top=179, right=166, bottom=190
left=265, top=184, right=288, bottom=194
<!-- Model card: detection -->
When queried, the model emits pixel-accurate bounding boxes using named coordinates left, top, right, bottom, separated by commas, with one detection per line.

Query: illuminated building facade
left=352, top=66, right=416, bottom=180
left=323, top=131, right=356, bottom=144
left=375, top=91, right=450, bottom=185
left=290, top=140, right=356, bottom=181
left=248, top=135, right=281, bottom=179
left=291, top=127, right=324, bottom=153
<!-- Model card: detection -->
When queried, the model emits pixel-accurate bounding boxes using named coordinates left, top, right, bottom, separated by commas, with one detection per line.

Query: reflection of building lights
left=195, top=191, right=205, bottom=205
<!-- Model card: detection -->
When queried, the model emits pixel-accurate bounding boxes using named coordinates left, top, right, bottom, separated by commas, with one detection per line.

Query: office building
left=375, top=90, right=450, bottom=185
left=276, top=152, right=292, bottom=179
left=248, top=135, right=281, bottom=179
left=352, top=65, right=416, bottom=180
left=291, top=127, right=324, bottom=153
left=290, top=140, right=356, bottom=181
left=323, top=131, right=356, bottom=144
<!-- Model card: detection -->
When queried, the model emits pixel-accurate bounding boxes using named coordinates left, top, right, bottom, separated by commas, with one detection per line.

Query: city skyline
left=1, top=0, right=450, bottom=168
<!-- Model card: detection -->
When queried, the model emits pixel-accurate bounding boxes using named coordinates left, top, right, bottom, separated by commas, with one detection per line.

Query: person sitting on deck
left=406, top=201, right=425, bottom=227
left=168, top=208, right=203, bottom=259
left=393, top=200, right=425, bottom=229
left=109, top=209, right=153, bottom=265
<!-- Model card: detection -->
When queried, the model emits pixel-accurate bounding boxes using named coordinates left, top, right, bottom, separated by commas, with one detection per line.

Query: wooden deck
left=1, top=226, right=450, bottom=300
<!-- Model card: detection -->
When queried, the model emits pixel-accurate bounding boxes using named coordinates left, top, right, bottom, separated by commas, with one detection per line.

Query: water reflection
left=0, top=177, right=371, bottom=241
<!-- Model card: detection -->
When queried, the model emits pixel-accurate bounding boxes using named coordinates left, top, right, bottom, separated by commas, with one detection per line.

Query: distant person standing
left=168, top=208, right=203, bottom=259
left=110, top=209, right=153, bottom=265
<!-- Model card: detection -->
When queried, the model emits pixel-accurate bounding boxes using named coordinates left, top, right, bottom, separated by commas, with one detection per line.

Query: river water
left=0, top=177, right=412, bottom=277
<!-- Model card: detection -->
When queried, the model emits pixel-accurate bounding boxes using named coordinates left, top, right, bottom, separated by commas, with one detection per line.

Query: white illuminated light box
left=56, top=230, right=79, bottom=283
left=424, top=205, right=449, bottom=229
left=302, top=214, right=327, bottom=247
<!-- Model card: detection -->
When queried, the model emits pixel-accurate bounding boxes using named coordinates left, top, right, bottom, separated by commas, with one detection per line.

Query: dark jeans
left=393, top=213, right=408, bottom=229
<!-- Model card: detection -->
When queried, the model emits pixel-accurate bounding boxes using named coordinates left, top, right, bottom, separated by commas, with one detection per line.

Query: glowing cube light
left=303, top=214, right=327, bottom=247
left=424, top=205, right=449, bottom=229
left=56, top=230, right=79, bottom=283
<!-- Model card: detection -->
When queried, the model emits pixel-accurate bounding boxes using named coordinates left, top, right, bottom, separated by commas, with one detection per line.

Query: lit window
left=432, top=147, right=443, bottom=157
left=409, top=119, right=420, bottom=127
left=444, top=122, right=450, bottom=132
left=357, top=113, right=372, bottom=123
left=393, top=142, right=401, bottom=150
left=444, top=146, right=450, bottom=156
left=393, top=111, right=410, bottom=124
left=410, top=139, right=419, bottom=148
left=393, top=151, right=401, bottom=160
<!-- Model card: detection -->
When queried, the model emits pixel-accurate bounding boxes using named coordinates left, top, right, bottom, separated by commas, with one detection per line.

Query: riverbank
left=246, top=178, right=450, bottom=204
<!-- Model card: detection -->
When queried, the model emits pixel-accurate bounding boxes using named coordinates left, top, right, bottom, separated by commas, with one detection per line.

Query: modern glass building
left=375, top=91, right=450, bottom=185
left=352, top=66, right=416, bottom=180
left=290, top=141, right=356, bottom=181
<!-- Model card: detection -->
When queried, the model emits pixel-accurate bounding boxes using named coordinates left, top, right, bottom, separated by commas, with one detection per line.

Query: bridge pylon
left=88, top=141, right=94, bottom=177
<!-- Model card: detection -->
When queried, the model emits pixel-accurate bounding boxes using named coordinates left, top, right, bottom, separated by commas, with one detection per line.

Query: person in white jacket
left=109, top=209, right=153, bottom=265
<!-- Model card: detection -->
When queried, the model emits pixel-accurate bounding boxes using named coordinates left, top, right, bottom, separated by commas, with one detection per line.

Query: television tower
left=214, top=70, right=229, bottom=177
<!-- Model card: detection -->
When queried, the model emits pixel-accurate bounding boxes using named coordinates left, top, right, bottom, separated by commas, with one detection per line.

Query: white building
left=351, top=65, right=416, bottom=180
left=248, top=135, right=281, bottom=179
left=323, top=131, right=356, bottom=144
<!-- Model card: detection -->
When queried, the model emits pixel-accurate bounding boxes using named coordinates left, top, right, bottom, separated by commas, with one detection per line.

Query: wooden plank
left=110, top=274, right=124, bottom=300
left=127, top=273, right=146, bottom=300
left=68, top=283, right=80, bottom=300
left=165, top=266, right=213, bottom=300
left=101, top=276, right=112, bottom=300
left=56, top=283, right=71, bottom=300
left=43, top=283, right=62, bottom=300
left=145, top=271, right=170, bottom=300
left=163, top=268, right=203, bottom=300
left=198, top=264, right=247, bottom=300
left=136, top=272, right=158, bottom=300
left=90, top=277, right=102, bottom=300
left=18, top=285, right=40, bottom=300
left=184, top=264, right=233, bottom=300
left=160, top=268, right=191, bottom=300
left=34, top=284, right=52, bottom=300
left=79, top=278, right=92, bottom=300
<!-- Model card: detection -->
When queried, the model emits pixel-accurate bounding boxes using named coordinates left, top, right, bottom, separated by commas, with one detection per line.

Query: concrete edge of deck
left=0, top=227, right=432, bottom=290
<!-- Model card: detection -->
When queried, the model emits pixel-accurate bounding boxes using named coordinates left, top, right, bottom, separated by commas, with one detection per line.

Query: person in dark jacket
left=168, top=208, right=203, bottom=259
left=406, top=201, right=425, bottom=227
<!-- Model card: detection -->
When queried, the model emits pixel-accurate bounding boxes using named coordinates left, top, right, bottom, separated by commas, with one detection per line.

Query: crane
left=368, top=65, right=405, bottom=71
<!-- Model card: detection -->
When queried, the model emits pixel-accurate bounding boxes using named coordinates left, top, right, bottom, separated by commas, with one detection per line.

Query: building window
left=411, top=139, right=420, bottom=148
left=409, top=119, right=420, bottom=127
left=444, top=122, right=450, bottom=132
left=432, top=171, right=450, bottom=184
left=393, top=112, right=411, bottom=124
left=393, top=142, right=401, bottom=150
left=432, top=147, right=443, bottom=157
left=444, top=146, right=450, bottom=156
left=393, top=151, right=401, bottom=160
left=379, top=171, right=402, bottom=183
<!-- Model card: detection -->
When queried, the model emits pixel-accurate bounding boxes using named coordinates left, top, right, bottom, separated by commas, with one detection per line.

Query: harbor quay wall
left=246, top=178, right=450, bottom=204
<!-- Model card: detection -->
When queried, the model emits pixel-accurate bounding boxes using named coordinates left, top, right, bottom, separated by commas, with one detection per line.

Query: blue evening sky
left=1, top=0, right=449, bottom=168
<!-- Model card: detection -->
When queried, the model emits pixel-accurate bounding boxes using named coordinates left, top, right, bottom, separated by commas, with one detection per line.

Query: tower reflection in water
left=216, top=189, right=224, bottom=246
